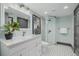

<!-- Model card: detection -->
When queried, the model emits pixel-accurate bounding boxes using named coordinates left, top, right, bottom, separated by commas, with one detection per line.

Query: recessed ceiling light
left=64, top=6, right=68, bottom=9
left=44, top=11, right=48, bottom=14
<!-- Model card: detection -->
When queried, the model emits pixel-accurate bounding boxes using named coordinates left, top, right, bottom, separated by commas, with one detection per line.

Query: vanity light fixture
left=19, top=4, right=30, bottom=13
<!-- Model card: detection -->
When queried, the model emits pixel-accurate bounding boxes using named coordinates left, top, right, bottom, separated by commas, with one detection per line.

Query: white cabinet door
left=12, top=50, right=27, bottom=56
left=10, top=52, right=20, bottom=56
left=21, top=48, right=29, bottom=56
left=28, top=45, right=41, bottom=56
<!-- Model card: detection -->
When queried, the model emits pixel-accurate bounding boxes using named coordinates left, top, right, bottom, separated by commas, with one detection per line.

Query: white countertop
left=0, top=34, right=41, bottom=47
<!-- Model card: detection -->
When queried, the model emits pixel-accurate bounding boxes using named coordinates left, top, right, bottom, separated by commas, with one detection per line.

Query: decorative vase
left=5, top=33, right=13, bottom=40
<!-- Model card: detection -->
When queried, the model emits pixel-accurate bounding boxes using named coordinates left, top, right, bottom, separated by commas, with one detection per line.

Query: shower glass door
left=46, top=17, right=56, bottom=44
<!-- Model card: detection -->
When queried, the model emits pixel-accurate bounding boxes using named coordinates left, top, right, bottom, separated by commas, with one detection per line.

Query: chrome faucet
left=22, top=32, right=26, bottom=36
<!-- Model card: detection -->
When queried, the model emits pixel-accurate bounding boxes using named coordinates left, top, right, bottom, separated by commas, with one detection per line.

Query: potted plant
left=4, top=20, right=20, bottom=40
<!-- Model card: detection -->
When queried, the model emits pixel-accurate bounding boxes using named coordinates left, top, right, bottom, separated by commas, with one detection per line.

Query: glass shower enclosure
left=45, top=16, right=56, bottom=44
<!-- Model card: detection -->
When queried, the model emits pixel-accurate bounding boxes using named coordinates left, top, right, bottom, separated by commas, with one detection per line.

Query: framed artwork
left=32, top=15, right=41, bottom=34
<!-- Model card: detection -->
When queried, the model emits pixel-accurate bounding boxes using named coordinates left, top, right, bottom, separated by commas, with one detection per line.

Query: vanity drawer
left=9, top=41, right=29, bottom=52
left=10, top=45, right=41, bottom=56
left=10, top=48, right=29, bottom=56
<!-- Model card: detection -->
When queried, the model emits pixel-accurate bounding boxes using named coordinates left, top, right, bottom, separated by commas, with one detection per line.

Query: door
left=46, top=17, right=56, bottom=44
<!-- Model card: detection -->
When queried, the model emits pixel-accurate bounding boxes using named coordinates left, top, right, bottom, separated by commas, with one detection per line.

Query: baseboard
left=57, top=42, right=73, bottom=48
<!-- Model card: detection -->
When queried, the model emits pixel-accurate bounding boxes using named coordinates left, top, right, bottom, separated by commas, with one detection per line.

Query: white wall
left=0, top=4, right=5, bottom=26
left=41, top=17, right=45, bottom=41
left=55, top=14, right=74, bottom=47
left=0, top=4, right=8, bottom=55
left=0, top=4, right=5, bottom=56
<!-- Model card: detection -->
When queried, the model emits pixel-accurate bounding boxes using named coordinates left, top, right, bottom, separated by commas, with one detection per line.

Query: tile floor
left=41, top=44, right=76, bottom=56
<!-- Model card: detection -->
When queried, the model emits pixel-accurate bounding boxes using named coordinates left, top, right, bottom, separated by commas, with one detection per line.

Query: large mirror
left=17, top=17, right=28, bottom=28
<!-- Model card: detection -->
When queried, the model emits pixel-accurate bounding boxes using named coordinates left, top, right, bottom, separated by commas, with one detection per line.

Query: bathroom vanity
left=0, top=35, right=41, bottom=56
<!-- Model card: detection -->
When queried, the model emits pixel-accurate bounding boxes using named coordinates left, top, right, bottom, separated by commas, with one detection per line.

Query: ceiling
left=24, top=3, right=78, bottom=17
